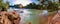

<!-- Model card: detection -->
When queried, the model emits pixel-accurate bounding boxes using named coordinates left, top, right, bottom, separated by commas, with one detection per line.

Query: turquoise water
left=28, top=9, right=40, bottom=24
left=19, top=9, right=41, bottom=24
left=8, top=8, right=48, bottom=24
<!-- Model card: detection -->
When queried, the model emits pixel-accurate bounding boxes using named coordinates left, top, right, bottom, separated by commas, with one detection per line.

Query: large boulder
left=0, top=11, right=21, bottom=24
left=49, top=11, right=60, bottom=24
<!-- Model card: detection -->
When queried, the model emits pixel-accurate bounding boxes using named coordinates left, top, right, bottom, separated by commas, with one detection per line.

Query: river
left=8, top=8, right=49, bottom=24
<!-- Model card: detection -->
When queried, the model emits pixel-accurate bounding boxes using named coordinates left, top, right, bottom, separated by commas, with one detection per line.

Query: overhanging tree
left=0, top=0, right=9, bottom=11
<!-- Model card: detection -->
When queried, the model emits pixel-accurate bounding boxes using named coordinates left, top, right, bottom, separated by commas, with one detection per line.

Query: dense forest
left=9, top=0, right=60, bottom=12
left=25, top=0, right=58, bottom=11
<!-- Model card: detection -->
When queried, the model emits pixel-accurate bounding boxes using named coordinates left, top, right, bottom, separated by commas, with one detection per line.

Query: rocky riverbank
left=0, top=11, right=21, bottom=24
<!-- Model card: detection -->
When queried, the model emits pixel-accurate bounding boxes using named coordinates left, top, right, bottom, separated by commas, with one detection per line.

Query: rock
left=0, top=11, right=21, bottom=24
left=48, top=11, right=60, bottom=24
left=27, top=22, right=31, bottom=24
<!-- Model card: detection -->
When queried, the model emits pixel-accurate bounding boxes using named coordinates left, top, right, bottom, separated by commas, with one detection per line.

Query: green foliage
left=25, top=2, right=45, bottom=10
left=0, top=0, right=9, bottom=11
left=47, top=2, right=58, bottom=12
left=25, top=0, right=58, bottom=10
left=25, top=2, right=37, bottom=9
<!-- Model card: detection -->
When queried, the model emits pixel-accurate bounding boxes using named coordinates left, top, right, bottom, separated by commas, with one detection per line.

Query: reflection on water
left=8, top=8, right=48, bottom=24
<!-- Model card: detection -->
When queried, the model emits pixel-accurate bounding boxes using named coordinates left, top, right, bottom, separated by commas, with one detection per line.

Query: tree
left=59, top=0, right=60, bottom=3
left=0, top=0, right=9, bottom=11
left=47, top=1, right=58, bottom=12
left=25, top=2, right=37, bottom=9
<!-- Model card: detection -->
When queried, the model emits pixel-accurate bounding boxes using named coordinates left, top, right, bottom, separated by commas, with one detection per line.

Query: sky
left=3, top=0, right=39, bottom=6
left=3, top=0, right=59, bottom=6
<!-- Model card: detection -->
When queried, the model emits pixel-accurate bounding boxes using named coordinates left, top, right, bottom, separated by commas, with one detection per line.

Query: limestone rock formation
left=0, top=11, right=21, bottom=24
